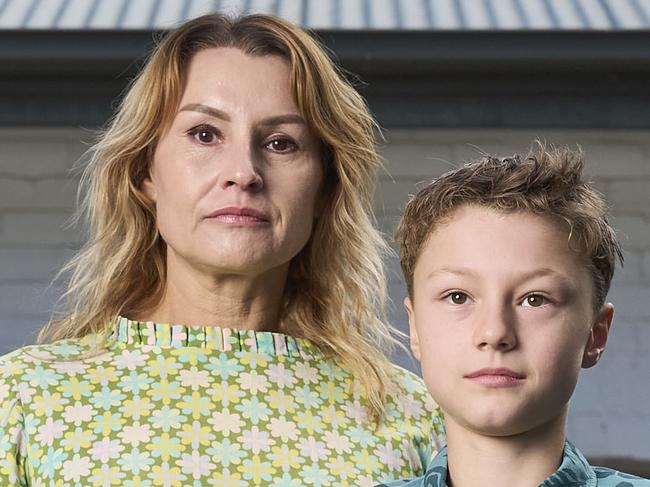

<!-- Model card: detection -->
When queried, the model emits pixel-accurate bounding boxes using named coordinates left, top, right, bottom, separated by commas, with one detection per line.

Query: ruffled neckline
left=111, top=316, right=321, bottom=359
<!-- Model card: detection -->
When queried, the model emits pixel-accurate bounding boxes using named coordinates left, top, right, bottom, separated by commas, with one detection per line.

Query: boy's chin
left=461, top=417, right=531, bottom=437
left=449, top=407, right=561, bottom=438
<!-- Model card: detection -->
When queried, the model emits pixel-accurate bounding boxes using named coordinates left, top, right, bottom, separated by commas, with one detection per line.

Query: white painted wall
left=1, top=127, right=648, bottom=460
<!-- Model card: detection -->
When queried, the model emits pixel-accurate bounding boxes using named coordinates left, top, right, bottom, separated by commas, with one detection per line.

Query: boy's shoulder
left=375, top=442, right=650, bottom=487
left=376, top=469, right=650, bottom=487
left=559, top=441, right=650, bottom=487
left=589, top=466, right=650, bottom=487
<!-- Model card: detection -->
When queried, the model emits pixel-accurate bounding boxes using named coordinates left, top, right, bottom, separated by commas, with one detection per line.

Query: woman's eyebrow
left=179, top=103, right=231, bottom=121
left=177, top=105, right=305, bottom=128
left=258, top=114, right=307, bottom=127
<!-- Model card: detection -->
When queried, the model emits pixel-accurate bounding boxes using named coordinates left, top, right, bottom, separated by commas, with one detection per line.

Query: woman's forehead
left=179, top=48, right=297, bottom=112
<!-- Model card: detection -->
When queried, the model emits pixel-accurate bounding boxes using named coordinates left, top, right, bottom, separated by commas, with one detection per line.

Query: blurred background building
left=1, top=0, right=649, bottom=473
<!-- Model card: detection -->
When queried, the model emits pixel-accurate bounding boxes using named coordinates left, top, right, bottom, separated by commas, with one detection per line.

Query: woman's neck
left=444, top=408, right=567, bottom=487
left=136, top=251, right=290, bottom=333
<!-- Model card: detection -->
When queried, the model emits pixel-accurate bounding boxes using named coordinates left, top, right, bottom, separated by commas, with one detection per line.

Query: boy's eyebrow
left=514, top=267, right=576, bottom=286
left=426, top=267, right=478, bottom=280
left=426, top=266, right=576, bottom=286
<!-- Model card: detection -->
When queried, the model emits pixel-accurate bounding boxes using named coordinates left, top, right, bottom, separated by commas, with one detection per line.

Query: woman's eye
left=445, top=292, right=469, bottom=305
left=522, top=294, right=547, bottom=307
left=188, top=126, right=219, bottom=145
left=265, top=138, right=297, bottom=153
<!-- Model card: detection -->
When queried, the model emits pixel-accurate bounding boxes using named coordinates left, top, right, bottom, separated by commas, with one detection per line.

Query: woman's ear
left=582, top=303, right=614, bottom=368
left=313, top=190, right=325, bottom=220
left=142, top=169, right=157, bottom=203
left=314, top=159, right=335, bottom=220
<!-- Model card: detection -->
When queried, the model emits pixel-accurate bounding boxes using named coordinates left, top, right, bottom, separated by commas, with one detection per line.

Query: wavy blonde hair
left=38, top=13, right=398, bottom=422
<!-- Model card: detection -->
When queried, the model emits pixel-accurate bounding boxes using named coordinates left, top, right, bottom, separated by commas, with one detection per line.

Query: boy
left=378, top=144, right=649, bottom=486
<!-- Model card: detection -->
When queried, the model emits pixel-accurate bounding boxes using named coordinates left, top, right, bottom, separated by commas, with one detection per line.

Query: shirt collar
left=419, top=440, right=595, bottom=487
left=540, top=440, right=596, bottom=487
left=420, top=447, right=449, bottom=487
left=110, top=316, right=322, bottom=359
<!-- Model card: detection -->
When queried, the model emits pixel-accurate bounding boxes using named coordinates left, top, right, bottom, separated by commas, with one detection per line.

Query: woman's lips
left=464, top=368, right=525, bottom=387
left=206, top=206, right=270, bottom=225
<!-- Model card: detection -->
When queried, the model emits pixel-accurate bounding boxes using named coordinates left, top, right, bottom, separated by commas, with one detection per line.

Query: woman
left=0, top=13, right=442, bottom=486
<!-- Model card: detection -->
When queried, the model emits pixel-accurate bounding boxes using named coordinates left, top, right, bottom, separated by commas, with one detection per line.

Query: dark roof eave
left=3, top=29, right=650, bottom=76
left=318, top=29, right=650, bottom=77
left=2, top=29, right=650, bottom=128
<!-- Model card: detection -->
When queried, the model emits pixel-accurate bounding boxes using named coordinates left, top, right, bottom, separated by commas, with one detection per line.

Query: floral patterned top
left=376, top=440, right=650, bottom=487
left=0, top=317, right=444, bottom=486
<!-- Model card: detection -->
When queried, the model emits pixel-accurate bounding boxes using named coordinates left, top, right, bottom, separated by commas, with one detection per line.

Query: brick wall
left=0, top=128, right=84, bottom=351
left=1, top=127, right=649, bottom=460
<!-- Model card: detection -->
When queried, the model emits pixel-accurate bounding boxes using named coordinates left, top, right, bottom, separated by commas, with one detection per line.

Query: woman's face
left=144, top=47, right=323, bottom=278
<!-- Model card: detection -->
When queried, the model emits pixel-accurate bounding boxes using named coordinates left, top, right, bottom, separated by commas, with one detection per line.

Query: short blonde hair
left=40, top=13, right=396, bottom=422
left=396, top=142, right=623, bottom=311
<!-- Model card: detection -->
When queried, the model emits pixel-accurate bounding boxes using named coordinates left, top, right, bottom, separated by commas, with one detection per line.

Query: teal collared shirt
left=377, top=440, right=650, bottom=487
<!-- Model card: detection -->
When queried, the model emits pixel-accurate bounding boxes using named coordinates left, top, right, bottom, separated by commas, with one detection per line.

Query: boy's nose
left=472, top=304, right=518, bottom=352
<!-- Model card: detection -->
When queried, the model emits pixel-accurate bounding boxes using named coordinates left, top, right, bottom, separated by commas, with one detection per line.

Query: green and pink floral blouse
left=0, top=317, right=443, bottom=486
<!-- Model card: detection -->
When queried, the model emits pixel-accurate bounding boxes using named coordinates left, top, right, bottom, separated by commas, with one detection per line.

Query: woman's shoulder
left=388, top=363, right=438, bottom=411
left=386, top=364, right=444, bottom=432
left=389, top=364, right=430, bottom=396
left=0, top=336, right=98, bottom=381
left=380, top=364, right=445, bottom=463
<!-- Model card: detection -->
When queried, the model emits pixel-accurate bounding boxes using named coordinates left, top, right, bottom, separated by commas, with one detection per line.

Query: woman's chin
left=196, top=255, right=281, bottom=276
left=175, top=246, right=292, bottom=278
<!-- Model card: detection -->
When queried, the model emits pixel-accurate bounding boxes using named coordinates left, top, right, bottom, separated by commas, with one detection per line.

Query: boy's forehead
left=414, top=205, right=588, bottom=283
left=423, top=204, right=566, bottom=243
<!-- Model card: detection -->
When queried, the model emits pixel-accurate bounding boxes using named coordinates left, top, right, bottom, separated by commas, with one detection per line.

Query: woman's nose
left=219, top=145, right=263, bottom=192
left=472, top=303, right=518, bottom=352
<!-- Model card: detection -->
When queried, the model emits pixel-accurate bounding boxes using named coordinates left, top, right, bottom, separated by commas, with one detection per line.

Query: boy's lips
left=464, top=368, right=525, bottom=387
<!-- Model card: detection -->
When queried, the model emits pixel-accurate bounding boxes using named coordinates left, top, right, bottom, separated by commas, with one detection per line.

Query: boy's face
left=405, top=205, right=613, bottom=437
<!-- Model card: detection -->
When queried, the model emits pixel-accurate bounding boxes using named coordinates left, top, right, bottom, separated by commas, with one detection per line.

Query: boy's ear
left=582, top=303, right=614, bottom=369
left=404, top=296, right=421, bottom=361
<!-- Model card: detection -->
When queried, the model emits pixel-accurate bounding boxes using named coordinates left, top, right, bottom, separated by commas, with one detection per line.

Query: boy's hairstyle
left=396, top=142, right=623, bottom=312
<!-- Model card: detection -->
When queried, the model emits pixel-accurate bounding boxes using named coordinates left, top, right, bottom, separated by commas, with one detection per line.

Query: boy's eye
left=187, top=125, right=220, bottom=145
left=265, top=137, right=297, bottom=153
left=522, top=294, right=547, bottom=307
left=445, top=291, right=469, bottom=305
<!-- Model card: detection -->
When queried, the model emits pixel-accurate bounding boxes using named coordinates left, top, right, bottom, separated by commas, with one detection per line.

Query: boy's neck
left=444, top=408, right=567, bottom=487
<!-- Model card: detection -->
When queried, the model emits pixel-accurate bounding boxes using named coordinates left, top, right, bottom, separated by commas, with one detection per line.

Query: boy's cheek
left=410, top=319, right=437, bottom=364
left=418, top=351, right=452, bottom=411
left=410, top=320, right=446, bottom=363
